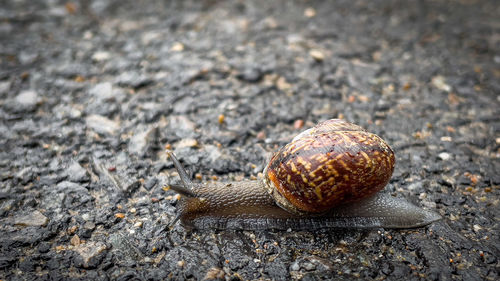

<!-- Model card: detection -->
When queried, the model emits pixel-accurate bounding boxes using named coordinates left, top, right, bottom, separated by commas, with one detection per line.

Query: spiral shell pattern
left=264, top=119, right=395, bottom=213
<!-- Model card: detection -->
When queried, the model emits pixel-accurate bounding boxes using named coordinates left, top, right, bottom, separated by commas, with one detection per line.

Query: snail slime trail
left=167, top=119, right=441, bottom=230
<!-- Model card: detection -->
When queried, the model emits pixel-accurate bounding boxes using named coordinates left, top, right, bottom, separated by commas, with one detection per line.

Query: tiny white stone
left=85, top=114, right=119, bottom=135
left=92, top=51, right=111, bottom=61
left=438, top=152, right=451, bottom=161
left=89, top=82, right=113, bottom=100
left=431, top=75, right=451, bottom=92
left=16, top=90, right=38, bottom=107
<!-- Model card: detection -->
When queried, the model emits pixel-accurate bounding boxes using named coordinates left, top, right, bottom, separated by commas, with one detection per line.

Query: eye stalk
left=166, top=150, right=196, bottom=198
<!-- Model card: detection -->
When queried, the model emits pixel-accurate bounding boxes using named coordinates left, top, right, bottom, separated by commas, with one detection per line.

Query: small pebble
left=65, top=2, right=77, bottom=14
left=0, top=81, right=10, bottom=94
left=176, top=138, right=198, bottom=148
left=304, top=262, right=316, bottom=271
left=204, top=267, right=225, bottom=280
left=15, top=90, right=39, bottom=109
left=73, top=241, right=107, bottom=268
left=407, top=181, right=423, bottom=191
left=89, top=82, right=114, bottom=100
left=86, top=114, right=120, bottom=136
left=66, top=161, right=89, bottom=183
left=75, top=76, right=85, bottom=82
left=237, top=67, right=262, bottom=82
left=218, top=114, right=225, bottom=124
left=431, top=75, right=451, bottom=92
left=92, top=51, right=111, bottom=61
left=304, top=7, right=316, bottom=17
left=70, top=234, right=81, bottom=246
left=115, top=213, right=125, bottom=219
left=68, top=225, right=78, bottom=234
left=38, top=242, right=51, bottom=253
left=276, top=76, right=291, bottom=91
left=13, top=210, right=49, bottom=227
left=144, top=177, right=157, bottom=191
left=294, top=119, right=304, bottom=129
left=83, top=221, right=96, bottom=230
left=256, top=131, right=266, bottom=140
left=438, top=152, right=451, bottom=161
left=309, top=49, right=325, bottom=62
left=129, top=128, right=154, bottom=155
left=171, top=42, right=184, bottom=52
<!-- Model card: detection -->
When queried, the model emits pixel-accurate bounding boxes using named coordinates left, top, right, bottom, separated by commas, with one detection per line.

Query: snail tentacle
left=168, top=184, right=196, bottom=198
left=166, top=150, right=196, bottom=197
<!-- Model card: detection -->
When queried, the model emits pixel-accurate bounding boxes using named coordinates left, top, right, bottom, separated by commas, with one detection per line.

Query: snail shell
left=263, top=119, right=395, bottom=214
left=167, top=119, right=441, bottom=230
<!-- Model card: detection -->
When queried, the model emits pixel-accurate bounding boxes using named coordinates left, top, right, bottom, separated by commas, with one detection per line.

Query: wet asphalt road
left=0, top=0, right=499, bottom=280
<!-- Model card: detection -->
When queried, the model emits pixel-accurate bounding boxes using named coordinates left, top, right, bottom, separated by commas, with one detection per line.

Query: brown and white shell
left=263, top=119, right=396, bottom=213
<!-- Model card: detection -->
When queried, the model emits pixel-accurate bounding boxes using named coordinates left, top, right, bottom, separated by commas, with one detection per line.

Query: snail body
left=167, top=119, right=441, bottom=230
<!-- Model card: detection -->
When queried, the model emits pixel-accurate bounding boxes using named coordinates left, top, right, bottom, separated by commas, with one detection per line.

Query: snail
left=166, top=119, right=441, bottom=230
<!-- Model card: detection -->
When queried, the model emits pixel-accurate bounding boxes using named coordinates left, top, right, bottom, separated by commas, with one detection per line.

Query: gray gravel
left=1, top=0, right=499, bottom=280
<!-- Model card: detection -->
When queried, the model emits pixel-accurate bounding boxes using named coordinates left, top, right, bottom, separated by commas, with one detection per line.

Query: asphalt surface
left=0, top=0, right=499, bottom=280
